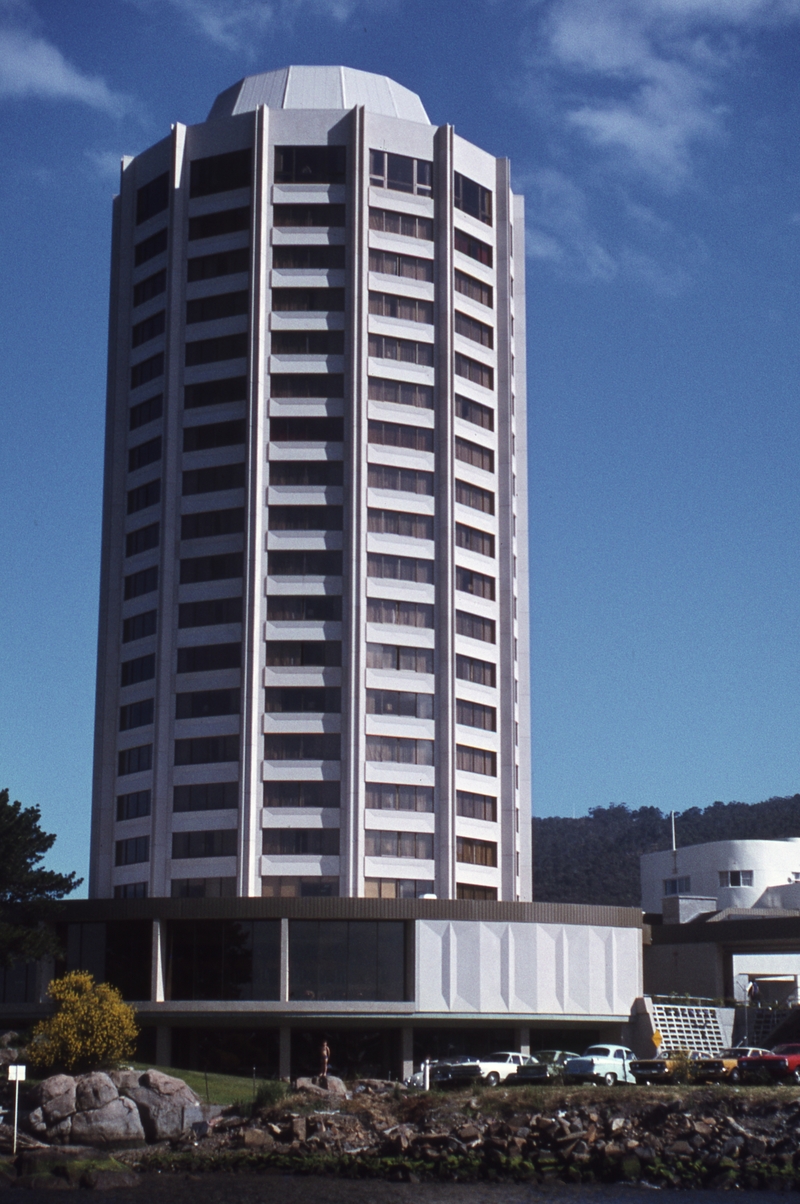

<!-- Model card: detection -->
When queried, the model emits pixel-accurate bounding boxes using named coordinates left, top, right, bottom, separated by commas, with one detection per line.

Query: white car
left=564, top=1045, right=637, bottom=1086
left=478, top=1051, right=535, bottom=1086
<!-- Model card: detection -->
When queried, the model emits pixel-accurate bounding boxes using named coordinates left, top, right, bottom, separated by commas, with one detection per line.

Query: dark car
left=739, top=1044, right=800, bottom=1083
left=430, top=1056, right=483, bottom=1088
left=508, top=1050, right=579, bottom=1085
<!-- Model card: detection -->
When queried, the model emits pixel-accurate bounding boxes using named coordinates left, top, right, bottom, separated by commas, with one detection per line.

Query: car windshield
left=720, top=1050, right=741, bottom=1058
left=584, top=1047, right=610, bottom=1057
left=445, top=1056, right=478, bottom=1064
left=486, top=1053, right=512, bottom=1061
left=536, top=1051, right=558, bottom=1064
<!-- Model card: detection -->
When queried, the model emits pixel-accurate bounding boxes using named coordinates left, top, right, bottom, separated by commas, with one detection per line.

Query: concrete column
left=400, top=1027, right=414, bottom=1082
left=515, top=1027, right=530, bottom=1058
left=150, top=919, right=165, bottom=1002
left=280, top=917, right=289, bottom=1001
left=155, top=1026, right=171, bottom=1067
left=279, top=1026, right=291, bottom=1081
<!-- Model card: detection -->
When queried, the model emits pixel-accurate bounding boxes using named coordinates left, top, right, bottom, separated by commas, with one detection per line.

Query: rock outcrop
left=23, top=1069, right=202, bottom=1148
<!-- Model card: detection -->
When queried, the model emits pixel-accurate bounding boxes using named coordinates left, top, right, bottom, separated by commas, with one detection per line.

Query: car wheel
left=603, top=1072, right=617, bottom=1087
left=729, top=1069, right=740, bottom=1084
left=485, top=1072, right=500, bottom=1087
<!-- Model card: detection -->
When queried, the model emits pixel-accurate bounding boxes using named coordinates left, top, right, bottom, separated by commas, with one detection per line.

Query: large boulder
left=71, top=1097, right=144, bottom=1147
left=32, top=1075, right=76, bottom=1109
left=75, top=1071, right=118, bottom=1113
left=117, top=1069, right=200, bottom=1142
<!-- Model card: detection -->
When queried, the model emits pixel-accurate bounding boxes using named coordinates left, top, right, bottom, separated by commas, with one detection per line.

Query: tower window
left=369, top=150, right=432, bottom=197
left=136, top=173, right=169, bottom=225
left=364, top=831, right=434, bottom=859
left=369, top=208, right=433, bottom=240
left=264, top=781, right=340, bottom=808
left=262, top=829, right=340, bottom=856
left=190, top=148, right=252, bottom=198
left=455, top=311, right=494, bottom=349
left=454, top=228, right=492, bottom=266
left=274, top=145, right=346, bottom=185
left=172, top=829, right=238, bottom=858
left=456, top=524, right=494, bottom=559
left=368, top=419, right=433, bottom=452
left=456, top=654, right=496, bottom=688
left=455, top=270, right=492, bottom=308
left=456, top=744, right=497, bottom=777
left=134, top=227, right=167, bottom=267
left=188, top=207, right=250, bottom=241
left=367, top=554, right=434, bottom=585
left=663, top=876, right=691, bottom=896
left=455, top=352, right=494, bottom=391
left=456, top=698, right=496, bottom=731
left=366, top=643, right=434, bottom=673
left=454, top=172, right=492, bottom=226
left=456, top=566, right=495, bottom=601
left=368, top=464, right=434, bottom=496
left=456, top=837, right=497, bottom=866
left=273, top=203, right=345, bottom=228
left=456, top=437, right=494, bottom=474
left=366, top=784, right=434, bottom=812
left=719, top=870, right=753, bottom=887
left=456, top=479, right=494, bottom=515
left=456, top=790, right=497, bottom=821
left=368, top=509, right=433, bottom=541
left=115, top=835, right=150, bottom=865
left=367, top=689, right=434, bottom=720
left=456, top=610, right=495, bottom=644
left=455, top=394, right=494, bottom=431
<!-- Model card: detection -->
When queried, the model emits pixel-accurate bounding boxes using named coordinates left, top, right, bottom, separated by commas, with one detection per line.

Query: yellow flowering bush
left=29, top=970, right=138, bottom=1072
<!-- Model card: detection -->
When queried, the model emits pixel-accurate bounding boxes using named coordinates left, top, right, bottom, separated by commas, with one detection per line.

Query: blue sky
left=0, top=0, right=799, bottom=886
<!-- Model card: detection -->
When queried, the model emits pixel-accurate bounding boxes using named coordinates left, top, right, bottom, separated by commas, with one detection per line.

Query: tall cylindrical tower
left=90, top=66, right=531, bottom=902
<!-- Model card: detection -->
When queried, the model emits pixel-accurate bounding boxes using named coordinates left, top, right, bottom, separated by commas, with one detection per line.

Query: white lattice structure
left=644, top=998, right=733, bottom=1055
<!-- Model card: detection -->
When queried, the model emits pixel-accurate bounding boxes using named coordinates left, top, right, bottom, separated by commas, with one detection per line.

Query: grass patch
left=131, top=1062, right=280, bottom=1107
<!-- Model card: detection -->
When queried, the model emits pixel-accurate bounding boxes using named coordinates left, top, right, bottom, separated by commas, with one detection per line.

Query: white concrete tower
left=90, top=66, right=531, bottom=902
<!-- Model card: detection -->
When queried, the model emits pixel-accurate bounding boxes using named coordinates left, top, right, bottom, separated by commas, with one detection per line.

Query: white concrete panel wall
left=641, top=839, right=800, bottom=913
left=416, top=919, right=641, bottom=1016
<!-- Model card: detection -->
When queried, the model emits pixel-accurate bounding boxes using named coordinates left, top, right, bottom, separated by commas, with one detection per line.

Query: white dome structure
left=208, top=65, right=430, bottom=124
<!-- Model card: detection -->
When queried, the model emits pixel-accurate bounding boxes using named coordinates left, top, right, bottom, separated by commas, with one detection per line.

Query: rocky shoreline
left=6, top=1079, right=800, bottom=1190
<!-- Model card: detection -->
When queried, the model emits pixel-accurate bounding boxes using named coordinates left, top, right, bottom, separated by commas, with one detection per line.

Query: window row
left=368, top=334, right=433, bottom=366
left=369, top=249, right=433, bottom=282
left=364, top=831, right=433, bottom=860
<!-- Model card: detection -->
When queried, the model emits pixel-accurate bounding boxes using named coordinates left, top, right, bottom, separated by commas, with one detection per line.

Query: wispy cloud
left=0, top=25, right=128, bottom=114
left=533, top=0, right=800, bottom=187
left=85, top=150, right=125, bottom=183
left=128, top=0, right=374, bottom=50
left=514, top=0, right=800, bottom=288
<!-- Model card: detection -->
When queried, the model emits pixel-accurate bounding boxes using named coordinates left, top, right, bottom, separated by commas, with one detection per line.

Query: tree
left=28, top=971, right=138, bottom=1072
left=0, top=787, right=82, bottom=968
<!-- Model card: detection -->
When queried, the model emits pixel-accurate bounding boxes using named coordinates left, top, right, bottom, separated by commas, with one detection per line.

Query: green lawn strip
left=131, top=1062, right=269, bottom=1107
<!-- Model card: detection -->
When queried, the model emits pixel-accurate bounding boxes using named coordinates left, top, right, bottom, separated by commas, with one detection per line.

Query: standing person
left=747, top=980, right=761, bottom=1007
left=320, top=1039, right=330, bottom=1078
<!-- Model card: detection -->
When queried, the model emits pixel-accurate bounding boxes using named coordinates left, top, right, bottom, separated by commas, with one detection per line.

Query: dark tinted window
left=273, top=245, right=346, bottom=269
left=190, top=148, right=251, bottom=198
left=183, top=420, right=246, bottom=452
left=117, top=790, right=151, bottom=821
left=126, top=522, right=159, bottom=557
left=264, top=781, right=340, bottom=807
left=270, top=416, right=343, bottom=442
left=264, top=687, right=341, bottom=713
left=122, top=610, right=157, bottom=643
left=119, top=698, right=154, bottom=731
left=178, top=597, right=243, bottom=628
left=268, top=505, right=342, bottom=531
left=454, top=228, right=493, bottom=266
left=185, top=333, right=248, bottom=367
left=136, top=173, right=169, bottom=225
left=272, top=288, right=345, bottom=312
left=273, top=203, right=345, bottom=227
left=181, top=507, right=244, bottom=539
left=132, top=310, right=165, bottom=348
left=121, top=653, right=155, bottom=686
left=188, top=207, right=250, bottom=241
left=455, top=393, right=494, bottom=431
left=274, top=146, right=346, bottom=184
left=454, top=172, right=492, bottom=225
left=176, top=689, right=240, bottom=719
left=270, top=374, right=343, bottom=398
left=134, top=227, right=167, bottom=266
left=266, top=595, right=342, bottom=621
left=174, top=736, right=239, bottom=765
left=185, top=377, right=247, bottom=409
left=166, top=919, right=279, bottom=1001
left=456, top=565, right=495, bottom=600
left=130, top=353, right=164, bottom=390
left=271, top=330, right=344, bottom=356
left=133, top=269, right=166, bottom=308
left=263, top=733, right=341, bottom=760
left=124, top=565, right=158, bottom=600
left=174, top=782, right=239, bottom=812
left=128, top=437, right=162, bottom=473
left=268, top=459, right=343, bottom=486
left=186, top=290, right=248, bottom=324
left=263, top=829, right=340, bottom=855
left=115, top=834, right=150, bottom=864
left=188, top=247, right=250, bottom=282
left=179, top=553, right=244, bottom=584
left=127, top=478, right=161, bottom=515
left=177, top=643, right=241, bottom=672
left=129, top=394, right=162, bottom=431
left=183, top=462, right=246, bottom=495
left=268, top=550, right=342, bottom=576
left=289, top=920, right=405, bottom=1001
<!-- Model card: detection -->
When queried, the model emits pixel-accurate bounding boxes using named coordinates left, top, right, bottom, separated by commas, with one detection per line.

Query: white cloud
left=523, top=168, right=619, bottom=281
left=128, top=0, right=373, bottom=50
left=0, top=26, right=128, bottom=114
left=533, top=0, right=800, bottom=186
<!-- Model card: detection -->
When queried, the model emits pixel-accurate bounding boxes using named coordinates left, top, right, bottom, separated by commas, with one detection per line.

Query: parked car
left=739, top=1044, right=800, bottom=1083
left=478, top=1051, right=535, bottom=1087
left=508, top=1050, right=580, bottom=1085
left=564, top=1045, right=637, bottom=1086
left=406, top=1060, right=440, bottom=1088
left=693, top=1046, right=771, bottom=1084
left=629, top=1049, right=700, bottom=1084
left=430, top=1056, right=483, bottom=1088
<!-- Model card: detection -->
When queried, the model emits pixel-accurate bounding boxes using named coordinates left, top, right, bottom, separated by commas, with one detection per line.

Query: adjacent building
left=90, top=66, right=531, bottom=904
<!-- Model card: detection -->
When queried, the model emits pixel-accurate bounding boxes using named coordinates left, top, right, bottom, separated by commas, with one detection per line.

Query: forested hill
left=532, top=795, right=800, bottom=907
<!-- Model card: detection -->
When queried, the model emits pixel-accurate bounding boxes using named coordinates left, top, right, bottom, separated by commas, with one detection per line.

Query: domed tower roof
left=208, top=66, right=430, bottom=125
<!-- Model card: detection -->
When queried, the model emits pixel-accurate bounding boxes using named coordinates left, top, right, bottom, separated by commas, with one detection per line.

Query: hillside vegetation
left=532, top=794, right=800, bottom=907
